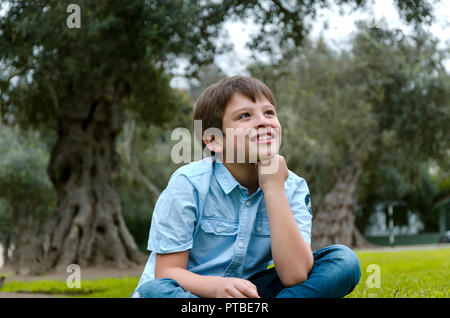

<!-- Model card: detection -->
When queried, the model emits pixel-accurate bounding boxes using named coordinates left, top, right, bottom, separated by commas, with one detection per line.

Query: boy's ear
left=202, top=128, right=224, bottom=153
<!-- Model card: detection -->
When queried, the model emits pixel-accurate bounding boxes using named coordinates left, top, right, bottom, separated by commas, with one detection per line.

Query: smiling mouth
left=252, top=130, right=276, bottom=144
left=255, top=135, right=274, bottom=143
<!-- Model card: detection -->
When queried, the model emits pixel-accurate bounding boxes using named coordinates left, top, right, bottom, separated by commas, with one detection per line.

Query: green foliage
left=352, top=24, right=449, bottom=168
left=0, top=126, right=56, bottom=230
left=115, top=176, right=154, bottom=253
left=399, top=167, right=450, bottom=232
left=0, top=0, right=235, bottom=129
left=0, top=0, right=438, bottom=129
left=429, top=166, right=450, bottom=197
left=0, top=198, right=12, bottom=234
left=0, top=127, right=52, bottom=200
left=242, top=0, right=435, bottom=59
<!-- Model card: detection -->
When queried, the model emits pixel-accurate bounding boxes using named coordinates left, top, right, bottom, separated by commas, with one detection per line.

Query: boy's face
left=204, top=92, right=282, bottom=163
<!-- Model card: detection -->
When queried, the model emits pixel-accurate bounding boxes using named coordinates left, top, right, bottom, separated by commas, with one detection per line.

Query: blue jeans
left=131, top=244, right=361, bottom=298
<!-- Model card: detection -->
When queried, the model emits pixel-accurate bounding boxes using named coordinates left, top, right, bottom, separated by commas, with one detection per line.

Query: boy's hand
left=215, top=277, right=260, bottom=298
left=256, top=154, right=289, bottom=192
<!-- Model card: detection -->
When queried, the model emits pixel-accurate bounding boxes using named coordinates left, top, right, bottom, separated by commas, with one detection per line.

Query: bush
left=0, top=126, right=56, bottom=252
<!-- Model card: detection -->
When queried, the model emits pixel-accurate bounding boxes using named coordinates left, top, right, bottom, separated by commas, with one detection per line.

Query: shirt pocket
left=202, top=201, right=234, bottom=220
left=252, top=218, right=271, bottom=237
left=199, top=218, right=239, bottom=236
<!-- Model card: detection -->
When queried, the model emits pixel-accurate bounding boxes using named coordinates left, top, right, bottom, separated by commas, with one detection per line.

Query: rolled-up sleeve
left=148, top=173, right=197, bottom=254
left=289, top=178, right=313, bottom=245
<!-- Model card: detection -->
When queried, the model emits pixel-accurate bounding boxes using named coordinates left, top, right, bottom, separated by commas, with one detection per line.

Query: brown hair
left=193, top=76, right=276, bottom=149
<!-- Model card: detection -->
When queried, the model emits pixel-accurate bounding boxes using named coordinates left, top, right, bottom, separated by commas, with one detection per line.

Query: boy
left=132, top=76, right=361, bottom=298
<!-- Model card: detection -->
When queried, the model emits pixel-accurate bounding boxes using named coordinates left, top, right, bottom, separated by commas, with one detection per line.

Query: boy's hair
left=193, top=76, right=276, bottom=150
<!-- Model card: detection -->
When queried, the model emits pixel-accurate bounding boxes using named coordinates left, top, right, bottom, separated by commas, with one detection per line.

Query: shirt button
left=256, top=226, right=262, bottom=232
left=216, top=227, right=222, bottom=233
left=238, top=242, right=244, bottom=248
left=245, top=201, right=251, bottom=207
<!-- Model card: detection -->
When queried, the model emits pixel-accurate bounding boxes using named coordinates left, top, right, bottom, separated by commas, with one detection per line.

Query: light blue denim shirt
left=137, top=156, right=313, bottom=287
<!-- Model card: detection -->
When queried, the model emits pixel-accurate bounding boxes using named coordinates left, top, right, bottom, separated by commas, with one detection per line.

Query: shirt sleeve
left=289, top=178, right=313, bottom=245
left=147, top=173, right=198, bottom=254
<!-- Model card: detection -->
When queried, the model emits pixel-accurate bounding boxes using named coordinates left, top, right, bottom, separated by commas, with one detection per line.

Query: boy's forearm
left=156, top=267, right=220, bottom=298
left=263, top=185, right=314, bottom=287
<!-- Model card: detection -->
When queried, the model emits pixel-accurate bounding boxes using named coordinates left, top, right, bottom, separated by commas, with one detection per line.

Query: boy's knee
left=329, top=244, right=361, bottom=286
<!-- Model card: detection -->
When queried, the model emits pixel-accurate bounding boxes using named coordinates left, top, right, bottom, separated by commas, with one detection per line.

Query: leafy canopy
left=0, top=0, right=438, bottom=129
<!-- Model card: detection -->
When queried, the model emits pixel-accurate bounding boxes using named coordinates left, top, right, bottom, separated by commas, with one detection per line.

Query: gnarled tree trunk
left=311, top=163, right=370, bottom=251
left=10, top=96, right=145, bottom=274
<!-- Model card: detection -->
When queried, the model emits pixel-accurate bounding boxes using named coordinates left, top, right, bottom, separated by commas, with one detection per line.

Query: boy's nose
left=255, top=114, right=270, bottom=128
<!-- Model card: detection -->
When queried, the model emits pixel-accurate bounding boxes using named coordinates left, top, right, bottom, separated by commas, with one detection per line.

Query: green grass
left=347, top=248, right=450, bottom=298
left=1, top=248, right=449, bottom=298
left=0, top=277, right=139, bottom=298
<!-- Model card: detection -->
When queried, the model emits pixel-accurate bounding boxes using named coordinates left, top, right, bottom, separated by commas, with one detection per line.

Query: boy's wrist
left=261, top=182, right=284, bottom=194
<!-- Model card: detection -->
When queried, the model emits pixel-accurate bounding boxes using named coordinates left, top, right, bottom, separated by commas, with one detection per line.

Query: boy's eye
left=265, top=110, right=275, bottom=116
left=238, top=113, right=250, bottom=120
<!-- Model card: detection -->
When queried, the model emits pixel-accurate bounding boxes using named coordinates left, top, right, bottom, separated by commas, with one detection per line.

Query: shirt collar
left=213, top=156, right=241, bottom=195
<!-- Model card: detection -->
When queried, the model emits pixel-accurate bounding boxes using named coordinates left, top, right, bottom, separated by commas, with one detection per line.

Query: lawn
left=347, top=248, right=449, bottom=298
left=0, top=277, right=140, bottom=298
left=1, top=248, right=448, bottom=298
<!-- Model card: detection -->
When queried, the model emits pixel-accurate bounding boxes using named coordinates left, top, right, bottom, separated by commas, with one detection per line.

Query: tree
left=0, top=0, right=232, bottom=274
left=248, top=24, right=449, bottom=250
left=0, top=0, right=437, bottom=273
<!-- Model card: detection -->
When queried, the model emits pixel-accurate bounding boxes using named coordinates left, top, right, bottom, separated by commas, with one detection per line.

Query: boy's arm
left=257, top=155, right=314, bottom=287
left=155, top=251, right=260, bottom=298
